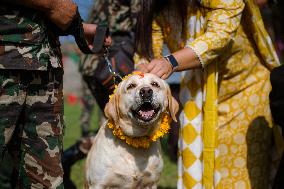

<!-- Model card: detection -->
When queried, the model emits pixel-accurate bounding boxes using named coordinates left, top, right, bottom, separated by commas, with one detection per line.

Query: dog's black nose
left=139, top=87, right=153, bottom=100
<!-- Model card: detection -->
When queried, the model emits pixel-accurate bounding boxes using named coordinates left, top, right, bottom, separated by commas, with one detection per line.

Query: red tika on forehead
left=109, top=71, right=145, bottom=100
left=132, top=71, right=144, bottom=78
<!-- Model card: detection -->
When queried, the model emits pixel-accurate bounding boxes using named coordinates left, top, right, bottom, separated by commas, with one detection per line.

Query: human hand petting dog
left=136, top=58, right=173, bottom=80
left=137, top=47, right=202, bottom=79
left=136, top=56, right=178, bottom=80
left=146, top=58, right=174, bottom=80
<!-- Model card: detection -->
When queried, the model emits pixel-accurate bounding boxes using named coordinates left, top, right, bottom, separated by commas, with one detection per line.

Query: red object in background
left=66, top=94, right=78, bottom=105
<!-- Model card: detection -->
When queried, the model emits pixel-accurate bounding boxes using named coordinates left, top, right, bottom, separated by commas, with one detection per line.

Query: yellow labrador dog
left=85, top=73, right=179, bottom=189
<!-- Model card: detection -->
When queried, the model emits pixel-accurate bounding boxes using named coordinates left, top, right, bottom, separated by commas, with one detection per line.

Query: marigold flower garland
left=107, top=113, right=171, bottom=148
left=107, top=71, right=171, bottom=148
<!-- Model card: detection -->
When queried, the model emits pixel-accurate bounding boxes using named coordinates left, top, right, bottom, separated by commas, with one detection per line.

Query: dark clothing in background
left=270, top=65, right=284, bottom=128
left=270, top=64, right=284, bottom=189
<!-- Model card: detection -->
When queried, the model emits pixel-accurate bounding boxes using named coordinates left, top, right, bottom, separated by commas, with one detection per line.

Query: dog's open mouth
left=132, top=102, right=160, bottom=122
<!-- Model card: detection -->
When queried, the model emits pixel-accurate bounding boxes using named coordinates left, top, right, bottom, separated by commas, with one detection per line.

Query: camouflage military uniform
left=0, top=3, right=64, bottom=188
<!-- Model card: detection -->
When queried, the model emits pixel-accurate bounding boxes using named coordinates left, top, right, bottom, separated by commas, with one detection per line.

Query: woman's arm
left=186, top=0, right=245, bottom=67
left=146, top=48, right=201, bottom=79
left=145, top=0, right=245, bottom=79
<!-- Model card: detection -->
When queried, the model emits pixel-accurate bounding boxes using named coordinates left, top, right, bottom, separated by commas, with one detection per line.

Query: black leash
left=75, top=24, right=109, bottom=54
left=75, top=24, right=123, bottom=85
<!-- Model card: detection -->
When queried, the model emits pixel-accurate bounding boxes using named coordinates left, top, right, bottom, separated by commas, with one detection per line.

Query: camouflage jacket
left=0, top=3, right=62, bottom=70
left=88, top=0, right=140, bottom=34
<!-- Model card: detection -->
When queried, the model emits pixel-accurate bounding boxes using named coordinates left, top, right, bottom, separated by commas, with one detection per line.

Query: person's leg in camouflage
left=0, top=70, right=26, bottom=156
left=0, top=119, right=23, bottom=189
left=18, top=68, right=64, bottom=188
left=0, top=70, right=27, bottom=189
left=0, top=151, right=16, bottom=189
left=0, top=68, right=65, bottom=188
left=79, top=82, right=94, bottom=137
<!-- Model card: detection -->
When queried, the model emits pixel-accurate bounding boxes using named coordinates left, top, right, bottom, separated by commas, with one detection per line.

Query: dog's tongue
left=139, top=110, right=155, bottom=119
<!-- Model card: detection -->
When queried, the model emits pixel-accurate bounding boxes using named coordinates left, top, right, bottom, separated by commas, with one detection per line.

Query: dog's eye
left=127, top=83, right=137, bottom=90
left=151, top=81, right=160, bottom=88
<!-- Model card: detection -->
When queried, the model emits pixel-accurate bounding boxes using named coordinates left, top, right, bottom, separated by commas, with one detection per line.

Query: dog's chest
left=110, top=150, right=163, bottom=188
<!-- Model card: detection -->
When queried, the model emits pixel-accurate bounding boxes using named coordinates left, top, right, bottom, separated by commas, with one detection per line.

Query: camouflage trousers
left=79, top=82, right=94, bottom=136
left=0, top=68, right=64, bottom=189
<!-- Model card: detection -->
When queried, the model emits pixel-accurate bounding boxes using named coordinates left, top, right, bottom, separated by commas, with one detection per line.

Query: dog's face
left=104, top=73, right=179, bottom=137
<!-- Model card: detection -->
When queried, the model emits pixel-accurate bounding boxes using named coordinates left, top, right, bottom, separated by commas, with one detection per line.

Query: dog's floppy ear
left=104, top=92, right=120, bottom=122
left=166, top=85, right=179, bottom=122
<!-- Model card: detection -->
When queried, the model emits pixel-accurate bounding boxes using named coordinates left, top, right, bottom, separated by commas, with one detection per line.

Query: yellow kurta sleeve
left=186, top=0, right=245, bottom=67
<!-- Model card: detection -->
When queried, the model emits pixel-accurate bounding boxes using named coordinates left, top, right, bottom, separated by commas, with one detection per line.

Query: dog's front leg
left=149, top=184, right=158, bottom=189
left=88, top=185, right=105, bottom=189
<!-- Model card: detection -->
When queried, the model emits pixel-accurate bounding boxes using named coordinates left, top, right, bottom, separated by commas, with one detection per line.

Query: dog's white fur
left=85, top=73, right=179, bottom=189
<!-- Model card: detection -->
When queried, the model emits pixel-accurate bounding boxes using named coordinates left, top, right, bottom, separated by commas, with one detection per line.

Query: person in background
left=0, top=0, right=111, bottom=188
left=272, top=0, right=284, bottom=61
left=63, top=0, right=140, bottom=188
left=135, top=0, right=281, bottom=188
left=79, top=0, right=140, bottom=110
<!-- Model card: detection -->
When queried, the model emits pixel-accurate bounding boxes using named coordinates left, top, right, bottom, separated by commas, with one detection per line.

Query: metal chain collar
left=103, top=47, right=123, bottom=85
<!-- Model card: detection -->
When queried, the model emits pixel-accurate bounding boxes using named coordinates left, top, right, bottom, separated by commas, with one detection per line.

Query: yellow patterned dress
left=136, top=0, right=281, bottom=188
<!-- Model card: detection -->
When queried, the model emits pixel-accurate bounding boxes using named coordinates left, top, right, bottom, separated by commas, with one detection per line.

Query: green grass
left=64, top=101, right=178, bottom=189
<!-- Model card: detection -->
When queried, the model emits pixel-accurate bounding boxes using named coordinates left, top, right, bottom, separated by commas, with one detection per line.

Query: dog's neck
left=107, top=113, right=171, bottom=149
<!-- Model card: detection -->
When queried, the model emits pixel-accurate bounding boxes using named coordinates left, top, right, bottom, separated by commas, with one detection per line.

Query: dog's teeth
left=139, top=110, right=155, bottom=119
